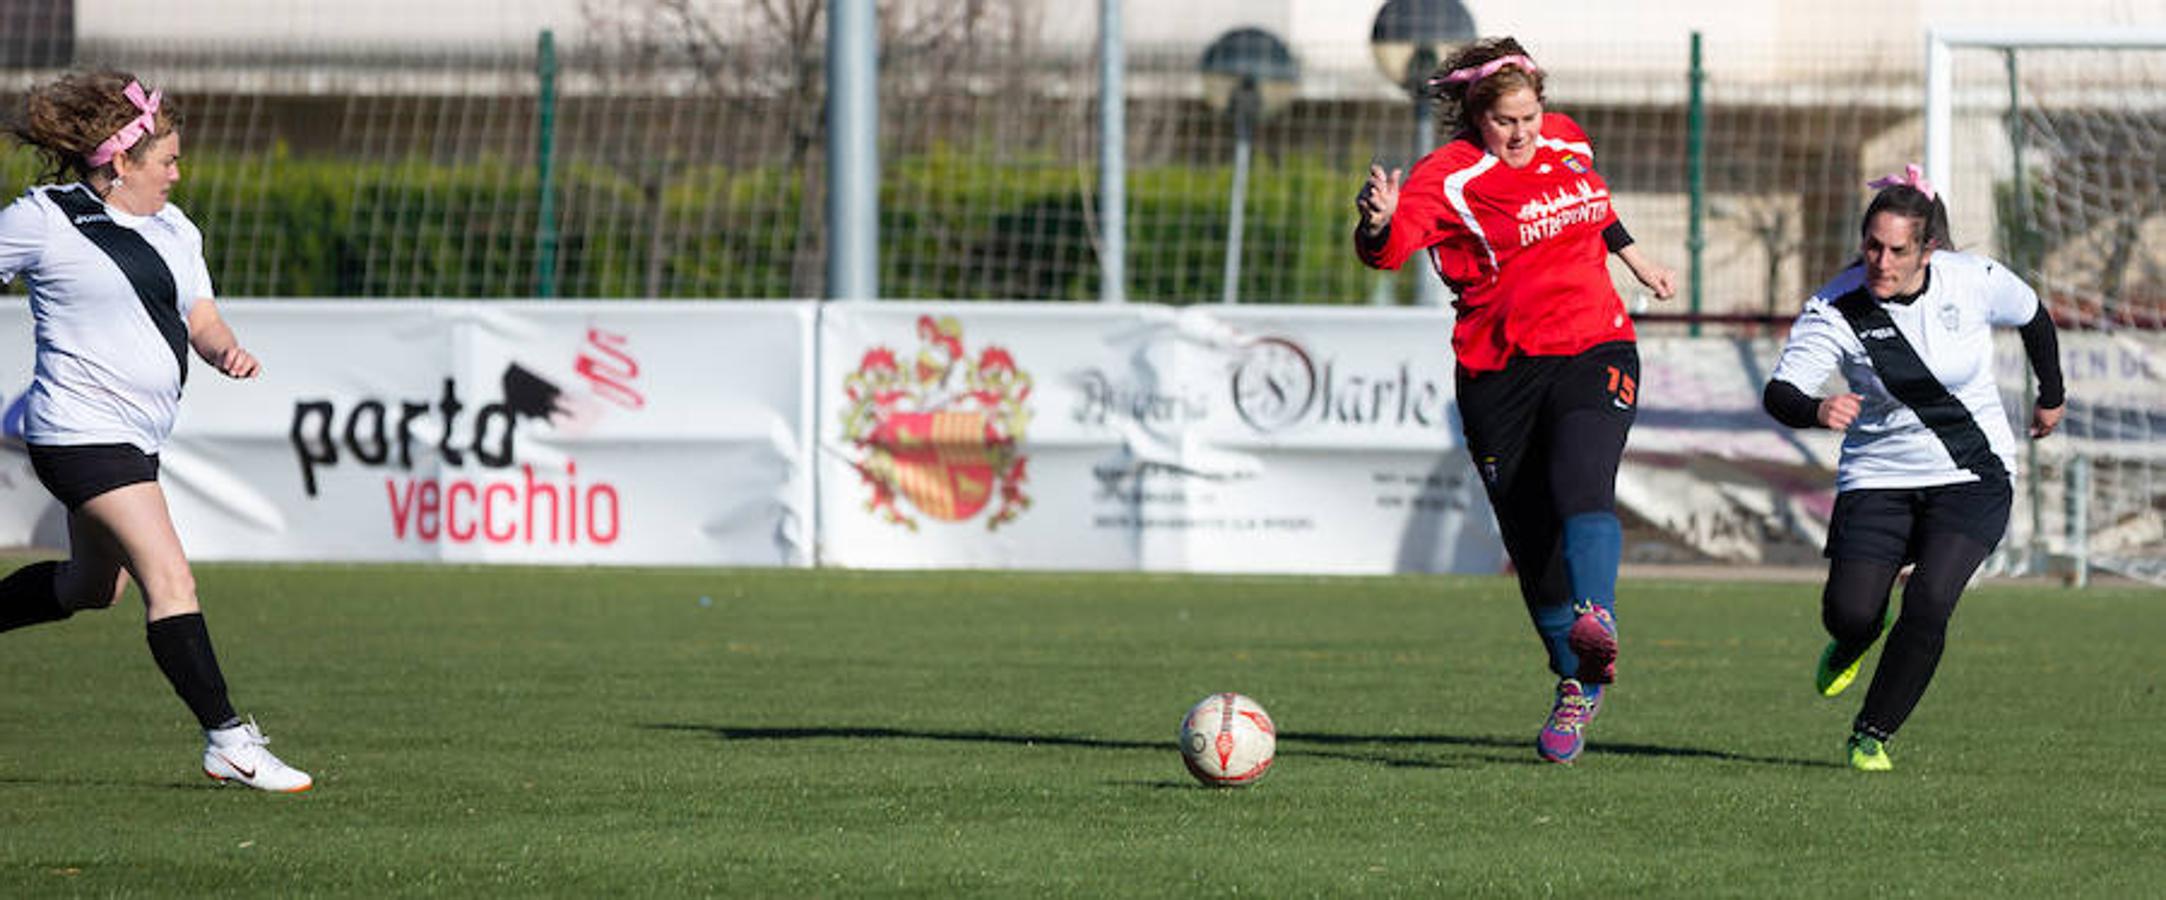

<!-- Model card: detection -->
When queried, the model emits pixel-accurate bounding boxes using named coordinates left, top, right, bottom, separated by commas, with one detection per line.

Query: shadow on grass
left=0, top=775, right=228, bottom=791
left=646, top=723, right=1464, bottom=769
left=645, top=724, right=1839, bottom=771
left=1290, top=731, right=1843, bottom=769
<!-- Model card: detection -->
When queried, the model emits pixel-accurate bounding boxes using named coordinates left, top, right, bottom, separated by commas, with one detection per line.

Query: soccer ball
left=1178, top=692, right=1276, bottom=787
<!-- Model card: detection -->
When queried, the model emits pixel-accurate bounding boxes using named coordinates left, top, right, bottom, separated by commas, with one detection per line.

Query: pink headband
left=1867, top=163, right=1935, bottom=200
left=1434, top=54, right=1540, bottom=88
left=85, top=81, right=162, bottom=168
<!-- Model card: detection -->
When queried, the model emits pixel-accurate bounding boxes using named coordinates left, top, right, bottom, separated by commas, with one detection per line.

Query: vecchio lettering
left=384, top=463, right=620, bottom=546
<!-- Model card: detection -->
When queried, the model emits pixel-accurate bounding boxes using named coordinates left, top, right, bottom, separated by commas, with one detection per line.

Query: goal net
left=1928, top=28, right=2166, bottom=585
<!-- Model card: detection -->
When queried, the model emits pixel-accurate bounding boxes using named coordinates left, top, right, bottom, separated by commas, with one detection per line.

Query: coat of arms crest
left=840, top=315, right=1033, bottom=530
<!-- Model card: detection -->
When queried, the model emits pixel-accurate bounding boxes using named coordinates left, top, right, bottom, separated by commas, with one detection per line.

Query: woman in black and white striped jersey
left=1763, top=164, right=2066, bottom=772
left=0, top=71, right=310, bottom=792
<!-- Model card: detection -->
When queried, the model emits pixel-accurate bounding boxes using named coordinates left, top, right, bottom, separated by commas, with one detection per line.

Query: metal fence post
left=534, top=29, right=559, bottom=299
left=1686, top=30, right=1705, bottom=335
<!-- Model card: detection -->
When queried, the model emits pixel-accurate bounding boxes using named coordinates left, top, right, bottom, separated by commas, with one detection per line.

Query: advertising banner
left=0, top=304, right=50, bottom=549
left=1622, top=330, right=2166, bottom=565
left=1622, top=335, right=1842, bottom=562
left=2014, top=330, right=2166, bottom=462
left=817, top=303, right=1506, bottom=574
left=15, top=296, right=2150, bottom=575
left=2, top=300, right=815, bottom=566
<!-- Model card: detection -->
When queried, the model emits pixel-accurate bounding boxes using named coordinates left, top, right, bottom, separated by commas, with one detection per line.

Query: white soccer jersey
left=0, top=184, right=213, bottom=453
left=1771, top=251, right=2039, bottom=492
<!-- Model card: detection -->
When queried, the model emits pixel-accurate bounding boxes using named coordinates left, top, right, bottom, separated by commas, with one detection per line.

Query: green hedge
left=5, top=146, right=1399, bottom=304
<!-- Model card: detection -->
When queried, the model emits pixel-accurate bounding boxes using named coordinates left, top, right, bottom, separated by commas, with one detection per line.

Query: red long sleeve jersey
left=1357, top=113, right=1632, bottom=375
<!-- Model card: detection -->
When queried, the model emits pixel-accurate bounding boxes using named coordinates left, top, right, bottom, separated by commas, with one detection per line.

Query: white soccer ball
left=1178, top=692, right=1276, bottom=787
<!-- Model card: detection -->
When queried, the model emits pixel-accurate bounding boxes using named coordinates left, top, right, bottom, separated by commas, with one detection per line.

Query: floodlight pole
left=1222, top=83, right=1256, bottom=304
left=1408, top=50, right=1443, bottom=309
left=1099, top=0, right=1127, bottom=304
left=828, top=0, right=878, bottom=301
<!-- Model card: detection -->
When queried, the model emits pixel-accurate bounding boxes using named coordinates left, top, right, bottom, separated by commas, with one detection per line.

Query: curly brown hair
left=1426, top=37, right=1543, bottom=140
left=8, top=70, right=182, bottom=183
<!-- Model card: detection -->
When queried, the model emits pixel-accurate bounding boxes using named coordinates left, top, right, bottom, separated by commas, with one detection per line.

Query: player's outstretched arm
left=1616, top=244, right=1676, bottom=300
left=186, top=298, right=260, bottom=379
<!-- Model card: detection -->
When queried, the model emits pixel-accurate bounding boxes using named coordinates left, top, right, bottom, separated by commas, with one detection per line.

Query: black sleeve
left=2018, top=305, right=2066, bottom=409
left=1353, top=221, right=1389, bottom=259
left=1763, top=379, right=1822, bottom=429
left=1603, top=221, right=1634, bottom=254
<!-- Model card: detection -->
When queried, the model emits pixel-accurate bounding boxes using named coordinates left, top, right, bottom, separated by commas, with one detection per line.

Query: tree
left=578, top=0, right=1036, bottom=297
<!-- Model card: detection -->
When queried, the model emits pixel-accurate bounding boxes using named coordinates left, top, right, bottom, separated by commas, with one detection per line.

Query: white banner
left=1622, top=330, right=2166, bottom=565
left=1621, top=335, right=1843, bottom=562
left=2, top=300, right=815, bottom=566
left=0, top=304, right=51, bottom=549
left=15, top=297, right=2150, bottom=574
left=2006, top=330, right=2166, bottom=462
left=817, top=303, right=1505, bottom=574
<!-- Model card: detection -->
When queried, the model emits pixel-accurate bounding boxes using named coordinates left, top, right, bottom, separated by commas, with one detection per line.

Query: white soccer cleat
left=203, top=719, right=314, bottom=793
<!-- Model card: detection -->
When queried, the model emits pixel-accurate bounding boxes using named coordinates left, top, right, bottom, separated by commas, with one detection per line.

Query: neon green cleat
left=1847, top=732, right=1893, bottom=772
left=1815, top=641, right=1865, bottom=698
left=1817, top=605, right=1893, bottom=698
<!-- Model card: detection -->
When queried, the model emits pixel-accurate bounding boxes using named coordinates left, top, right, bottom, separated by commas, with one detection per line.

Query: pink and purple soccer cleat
left=1568, top=603, right=1618, bottom=685
left=1536, top=678, right=1603, bottom=764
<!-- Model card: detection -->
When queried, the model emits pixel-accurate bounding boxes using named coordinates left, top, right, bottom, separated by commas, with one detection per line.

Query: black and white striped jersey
left=0, top=184, right=213, bottom=453
left=1772, top=251, right=2038, bottom=492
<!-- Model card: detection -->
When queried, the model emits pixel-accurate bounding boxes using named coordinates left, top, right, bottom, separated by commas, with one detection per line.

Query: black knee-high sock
left=1854, top=532, right=1993, bottom=740
left=145, top=613, right=240, bottom=731
left=0, top=561, right=70, bottom=633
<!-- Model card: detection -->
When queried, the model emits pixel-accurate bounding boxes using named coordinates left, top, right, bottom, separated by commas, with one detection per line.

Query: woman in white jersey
left=0, top=71, right=310, bottom=792
left=1763, top=165, right=2065, bottom=772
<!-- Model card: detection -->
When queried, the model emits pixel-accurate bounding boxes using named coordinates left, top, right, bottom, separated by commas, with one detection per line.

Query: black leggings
left=1495, top=408, right=1630, bottom=614
left=1458, top=343, right=1637, bottom=612
left=1823, top=529, right=1996, bottom=740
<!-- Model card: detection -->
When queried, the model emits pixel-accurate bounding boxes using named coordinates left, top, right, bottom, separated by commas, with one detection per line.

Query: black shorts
left=1456, top=341, right=1639, bottom=503
left=1824, top=477, right=2013, bottom=563
left=26, top=443, right=161, bottom=509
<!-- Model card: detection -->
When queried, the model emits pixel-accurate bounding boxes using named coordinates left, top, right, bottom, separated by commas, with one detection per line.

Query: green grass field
left=2, top=563, right=2160, bottom=897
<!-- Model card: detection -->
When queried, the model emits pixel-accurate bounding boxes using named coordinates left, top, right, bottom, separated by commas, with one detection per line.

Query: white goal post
left=1924, top=26, right=2166, bottom=587
left=1924, top=26, right=2166, bottom=203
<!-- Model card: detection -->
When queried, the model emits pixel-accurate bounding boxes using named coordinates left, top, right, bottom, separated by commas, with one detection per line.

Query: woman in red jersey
left=1354, top=37, right=1675, bottom=765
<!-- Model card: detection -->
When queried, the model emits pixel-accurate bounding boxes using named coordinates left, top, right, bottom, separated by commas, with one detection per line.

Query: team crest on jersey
left=1561, top=153, right=1587, bottom=174
left=840, top=315, right=1034, bottom=531
left=1938, top=304, right=1961, bottom=332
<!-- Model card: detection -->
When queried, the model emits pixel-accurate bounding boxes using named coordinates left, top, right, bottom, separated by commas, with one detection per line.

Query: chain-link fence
left=14, top=5, right=2156, bottom=322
